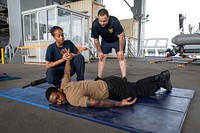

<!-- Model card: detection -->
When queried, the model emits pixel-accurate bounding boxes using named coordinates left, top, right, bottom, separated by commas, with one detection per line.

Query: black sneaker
left=94, top=76, right=102, bottom=81
left=122, top=77, right=127, bottom=81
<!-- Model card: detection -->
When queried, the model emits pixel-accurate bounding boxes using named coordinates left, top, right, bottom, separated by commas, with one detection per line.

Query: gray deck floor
left=0, top=57, right=199, bottom=133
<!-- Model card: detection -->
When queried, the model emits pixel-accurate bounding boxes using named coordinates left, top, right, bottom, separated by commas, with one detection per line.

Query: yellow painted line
left=176, top=64, right=185, bottom=67
left=148, top=62, right=156, bottom=64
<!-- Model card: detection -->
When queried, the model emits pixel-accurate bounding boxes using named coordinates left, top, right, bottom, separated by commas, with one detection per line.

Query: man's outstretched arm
left=60, top=49, right=71, bottom=89
left=86, top=97, right=137, bottom=108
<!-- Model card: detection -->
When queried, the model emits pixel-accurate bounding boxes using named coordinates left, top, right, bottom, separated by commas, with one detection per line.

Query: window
left=47, top=9, right=55, bottom=40
left=57, top=9, right=71, bottom=39
left=31, top=13, right=38, bottom=40
left=24, top=15, right=31, bottom=41
left=71, top=15, right=82, bottom=45
left=84, top=18, right=89, bottom=44
left=38, top=11, right=47, bottom=40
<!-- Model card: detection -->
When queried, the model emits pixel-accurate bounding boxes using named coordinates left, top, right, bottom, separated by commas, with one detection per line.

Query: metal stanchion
left=1, top=48, right=5, bottom=64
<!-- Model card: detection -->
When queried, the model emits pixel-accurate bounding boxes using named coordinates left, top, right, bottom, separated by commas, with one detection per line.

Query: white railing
left=88, top=38, right=98, bottom=59
left=87, top=37, right=169, bottom=59
left=143, top=38, right=169, bottom=57
left=127, top=37, right=138, bottom=58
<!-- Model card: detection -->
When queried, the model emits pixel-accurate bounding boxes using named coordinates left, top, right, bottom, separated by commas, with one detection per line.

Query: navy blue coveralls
left=45, top=40, right=85, bottom=88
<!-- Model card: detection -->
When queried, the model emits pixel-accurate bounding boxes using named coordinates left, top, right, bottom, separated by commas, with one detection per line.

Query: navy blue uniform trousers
left=46, top=54, right=85, bottom=88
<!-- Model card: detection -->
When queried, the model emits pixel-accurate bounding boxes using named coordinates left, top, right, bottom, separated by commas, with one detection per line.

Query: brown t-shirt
left=62, top=80, right=109, bottom=107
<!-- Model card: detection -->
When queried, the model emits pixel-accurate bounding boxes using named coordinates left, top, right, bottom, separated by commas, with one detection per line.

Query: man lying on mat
left=45, top=49, right=172, bottom=108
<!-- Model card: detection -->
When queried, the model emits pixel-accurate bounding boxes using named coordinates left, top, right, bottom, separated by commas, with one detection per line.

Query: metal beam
left=124, top=0, right=147, bottom=57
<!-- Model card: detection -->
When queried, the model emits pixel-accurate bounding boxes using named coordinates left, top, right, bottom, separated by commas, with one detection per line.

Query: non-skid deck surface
left=0, top=83, right=194, bottom=133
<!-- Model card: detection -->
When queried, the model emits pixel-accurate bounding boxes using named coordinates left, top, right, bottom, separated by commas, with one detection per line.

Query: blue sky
left=103, top=0, right=200, bottom=46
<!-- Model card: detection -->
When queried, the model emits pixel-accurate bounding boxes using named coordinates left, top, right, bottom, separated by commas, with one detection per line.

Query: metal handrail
left=88, top=38, right=98, bottom=59
left=143, top=38, right=169, bottom=57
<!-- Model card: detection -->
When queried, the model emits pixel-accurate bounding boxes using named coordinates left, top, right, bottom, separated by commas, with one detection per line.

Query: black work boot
left=155, top=70, right=172, bottom=91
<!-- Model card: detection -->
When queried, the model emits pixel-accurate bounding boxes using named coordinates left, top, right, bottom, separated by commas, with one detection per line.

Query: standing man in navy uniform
left=91, top=8, right=127, bottom=81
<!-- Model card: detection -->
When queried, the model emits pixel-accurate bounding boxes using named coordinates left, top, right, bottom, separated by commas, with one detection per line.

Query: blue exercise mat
left=0, top=76, right=21, bottom=81
left=0, top=83, right=194, bottom=133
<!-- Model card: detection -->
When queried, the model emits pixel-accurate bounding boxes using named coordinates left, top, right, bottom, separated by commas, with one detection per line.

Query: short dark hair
left=45, top=87, right=58, bottom=101
left=50, top=26, right=63, bottom=37
left=97, top=8, right=109, bottom=17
